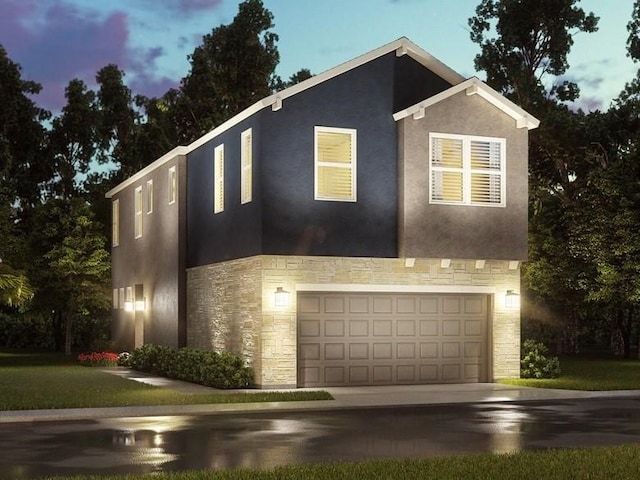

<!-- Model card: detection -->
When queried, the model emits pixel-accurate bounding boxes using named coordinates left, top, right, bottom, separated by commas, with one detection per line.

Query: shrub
left=77, top=351, right=119, bottom=367
left=125, top=345, right=253, bottom=389
left=521, top=339, right=561, bottom=379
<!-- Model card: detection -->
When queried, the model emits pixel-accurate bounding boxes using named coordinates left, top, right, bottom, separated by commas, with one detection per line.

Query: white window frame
left=146, top=179, right=153, bottom=214
left=214, top=144, right=225, bottom=214
left=112, top=288, right=119, bottom=309
left=241, top=128, right=252, bottom=204
left=134, top=186, right=143, bottom=238
left=112, top=199, right=119, bottom=247
left=168, top=166, right=177, bottom=205
left=314, top=126, right=357, bottom=202
left=429, top=132, right=506, bottom=207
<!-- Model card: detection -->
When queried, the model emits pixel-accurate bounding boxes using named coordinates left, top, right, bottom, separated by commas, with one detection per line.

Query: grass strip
left=0, top=352, right=331, bottom=410
left=44, top=444, right=640, bottom=480
left=500, top=356, right=640, bottom=390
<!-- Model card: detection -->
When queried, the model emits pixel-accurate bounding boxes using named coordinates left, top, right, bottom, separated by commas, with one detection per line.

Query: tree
left=47, top=79, right=99, bottom=199
left=0, top=263, right=33, bottom=308
left=28, top=198, right=110, bottom=354
left=468, top=0, right=598, bottom=110
left=175, top=0, right=280, bottom=143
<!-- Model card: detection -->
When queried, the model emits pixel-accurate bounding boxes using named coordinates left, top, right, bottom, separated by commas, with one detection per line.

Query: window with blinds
left=430, top=133, right=505, bottom=207
left=314, top=126, right=357, bottom=202
left=214, top=144, right=224, bottom=213
left=241, top=128, right=252, bottom=204
left=146, top=179, right=153, bottom=214
left=134, top=186, right=143, bottom=238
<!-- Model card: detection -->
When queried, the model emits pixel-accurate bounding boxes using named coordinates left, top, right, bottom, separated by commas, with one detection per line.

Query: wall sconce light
left=134, top=284, right=145, bottom=312
left=274, top=287, right=290, bottom=307
left=505, top=290, right=520, bottom=309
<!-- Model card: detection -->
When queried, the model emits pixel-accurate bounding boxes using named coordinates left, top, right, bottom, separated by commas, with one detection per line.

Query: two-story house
left=106, top=37, right=539, bottom=389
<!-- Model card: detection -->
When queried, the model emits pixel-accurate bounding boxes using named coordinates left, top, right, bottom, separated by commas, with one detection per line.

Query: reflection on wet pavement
left=1, top=398, right=640, bottom=479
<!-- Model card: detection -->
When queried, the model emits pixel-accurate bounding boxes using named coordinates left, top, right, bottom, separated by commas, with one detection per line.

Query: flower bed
left=77, top=351, right=119, bottom=367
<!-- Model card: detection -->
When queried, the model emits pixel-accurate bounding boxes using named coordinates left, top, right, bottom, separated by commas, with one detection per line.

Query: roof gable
left=392, top=77, right=540, bottom=130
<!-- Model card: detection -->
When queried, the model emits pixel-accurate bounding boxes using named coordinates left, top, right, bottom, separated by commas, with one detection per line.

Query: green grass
left=0, top=352, right=332, bottom=410
left=500, top=356, right=640, bottom=390
left=44, top=444, right=640, bottom=479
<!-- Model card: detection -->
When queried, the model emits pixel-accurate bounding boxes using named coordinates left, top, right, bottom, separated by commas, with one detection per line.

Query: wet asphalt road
left=2, top=397, right=640, bottom=479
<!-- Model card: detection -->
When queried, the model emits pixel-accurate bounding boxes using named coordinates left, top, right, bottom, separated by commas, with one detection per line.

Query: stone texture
left=187, top=255, right=521, bottom=387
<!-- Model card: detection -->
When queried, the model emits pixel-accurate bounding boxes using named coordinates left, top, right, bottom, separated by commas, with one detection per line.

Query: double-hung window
left=134, top=186, right=143, bottom=238
left=430, top=133, right=505, bottom=207
left=241, top=129, right=252, bottom=204
left=214, top=144, right=224, bottom=213
left=314, top=126, right=357, bottom=202
left=146, top=180, right=153, bottom=214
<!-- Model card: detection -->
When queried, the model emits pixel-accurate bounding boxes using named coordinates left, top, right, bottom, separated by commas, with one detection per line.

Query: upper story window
left=112, top=199, right=119, bottom=247
left=134, top=186, right=143, bottom=238
left=314, top=126, right=357, bottom=202
left=429, top=133, right=505, bottom=207
left=168, top=166, right=177, bottom=205
left=146, top=180, right=153, bottom=214
left=241, top=128, right=252, bottom=204
left=214, top=144, right=224, bottom=213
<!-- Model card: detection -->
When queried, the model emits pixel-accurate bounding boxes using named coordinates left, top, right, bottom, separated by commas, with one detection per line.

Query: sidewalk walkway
left=2, top=368, right=639, bottom=424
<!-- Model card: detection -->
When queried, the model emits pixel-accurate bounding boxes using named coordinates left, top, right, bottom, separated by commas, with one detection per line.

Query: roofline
left=106, top=37, right=468, bottom=197
left=392, top=77, right=540, bottom=130
left=105, top=146, right=189, bottom=198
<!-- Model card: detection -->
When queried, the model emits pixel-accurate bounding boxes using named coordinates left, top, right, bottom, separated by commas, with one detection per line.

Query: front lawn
left=0, top=352, right=332, bottom=410
left=46, top=444, right=640, bottom=480
left=501, top=356, right=640, bottom=390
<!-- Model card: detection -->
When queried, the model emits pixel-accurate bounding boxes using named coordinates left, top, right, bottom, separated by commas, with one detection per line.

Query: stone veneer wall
left=187, top=255, right=521, bottom=388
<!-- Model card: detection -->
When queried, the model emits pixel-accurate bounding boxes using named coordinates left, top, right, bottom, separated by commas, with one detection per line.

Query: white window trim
left=112, top=199, right=119, bottom=247
left=146, top=180, right=153, bottom=214
left=241, top=128, right=252, bottom=205
left=168, top=166, right=177, bottom=205
left=314, top=126, right=357, bottom=202
left=429, top=132, right=506, bottom=207
left=214, top=144, right=225, bottom=214
left=134, top=185, right=143, bottom=239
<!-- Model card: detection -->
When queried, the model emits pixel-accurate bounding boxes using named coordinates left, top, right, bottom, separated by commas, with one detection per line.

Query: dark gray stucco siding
left=186, top=119, right=262, bottom=267
left=398, top=92, right=529, bottom=261
left=111, top=156, right=187, bottom=349
left=260, top=53, right=400, bottom=257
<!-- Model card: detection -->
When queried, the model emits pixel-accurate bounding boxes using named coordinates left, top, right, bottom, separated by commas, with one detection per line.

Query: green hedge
left=121, top=345, right=253, bottom=389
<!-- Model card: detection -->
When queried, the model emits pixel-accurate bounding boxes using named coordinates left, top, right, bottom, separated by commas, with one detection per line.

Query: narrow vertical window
left=112, top=199, right=119, bottom=247
left=134, top=186, right=143, bottom=238
left=168, top=166, right=177, bottom=205
left=214, top=144, right=224, bottom=213
left=314, top=126, right=357, bottom=202
left=241, top=128, right=252, bottom=204
left=146, top=179, right=153, bottom=214
left=112, top=288, right=119, bottom=309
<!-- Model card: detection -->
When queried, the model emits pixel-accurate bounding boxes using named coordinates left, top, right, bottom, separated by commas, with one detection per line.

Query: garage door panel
left=349, top=320, right=369, bottom=336
left=373, top=343, right=392, bottom=359
left=298, top=293, right=487, bottom=387
left=325, top=320, right=345, bottom=336
left=397, top=320, right=416, bottom=336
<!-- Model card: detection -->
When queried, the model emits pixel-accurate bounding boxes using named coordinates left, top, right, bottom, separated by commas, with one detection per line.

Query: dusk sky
left=0, top=0, right=636, bottom=114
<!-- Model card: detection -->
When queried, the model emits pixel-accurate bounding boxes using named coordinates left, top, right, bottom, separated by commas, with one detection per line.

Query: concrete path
left=1, top=368, right=638, bottom=423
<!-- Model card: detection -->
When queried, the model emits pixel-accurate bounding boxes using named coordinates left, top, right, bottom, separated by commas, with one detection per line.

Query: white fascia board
left=105, top=146, right=189, bottom=198
left=106, top=37, right=468, bottom=198
left=393, top=77, right=540, bottom=130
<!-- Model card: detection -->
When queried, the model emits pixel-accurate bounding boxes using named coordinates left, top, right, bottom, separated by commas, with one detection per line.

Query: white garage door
left=297, top=293, right=488, bottom=387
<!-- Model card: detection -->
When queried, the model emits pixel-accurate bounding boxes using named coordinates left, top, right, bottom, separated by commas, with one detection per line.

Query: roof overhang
left=392, top=77, right=540, bottom=130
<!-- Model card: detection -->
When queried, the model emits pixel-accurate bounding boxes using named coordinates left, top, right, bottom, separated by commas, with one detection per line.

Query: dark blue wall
left=186, top=52, right=455, bottom=266
left=186, top=118, right=262, bottom=267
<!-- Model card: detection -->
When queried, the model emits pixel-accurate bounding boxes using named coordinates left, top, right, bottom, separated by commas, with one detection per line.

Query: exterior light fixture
left=505, top=290, right=520, bottom=309
left=274, top=287, right=290, bottom=307
left=134, top=284, right=145, bottom=312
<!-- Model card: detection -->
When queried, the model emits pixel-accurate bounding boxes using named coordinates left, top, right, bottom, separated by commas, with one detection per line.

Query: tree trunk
left=64, top=307, right=74, bottom=356
left=562, top=309, right=579, bottom=354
